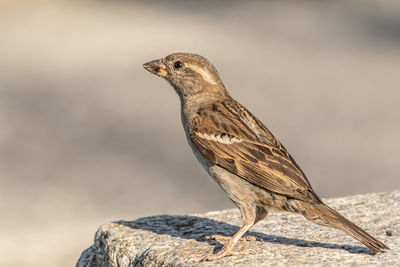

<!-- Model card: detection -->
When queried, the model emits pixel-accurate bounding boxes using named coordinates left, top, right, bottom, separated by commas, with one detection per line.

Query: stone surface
left=77, top=191, right=399, bottom=266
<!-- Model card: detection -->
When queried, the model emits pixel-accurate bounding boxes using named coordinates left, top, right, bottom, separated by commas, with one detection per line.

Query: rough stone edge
left=76, top=191, right=398, bottom=266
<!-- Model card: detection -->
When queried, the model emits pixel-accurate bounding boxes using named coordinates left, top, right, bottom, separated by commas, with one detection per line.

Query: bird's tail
left=299, top=202, right=389, bottom=254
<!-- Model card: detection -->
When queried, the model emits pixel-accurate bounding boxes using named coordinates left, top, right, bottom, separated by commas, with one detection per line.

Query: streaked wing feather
left=191, top=100, right=320, bottom=203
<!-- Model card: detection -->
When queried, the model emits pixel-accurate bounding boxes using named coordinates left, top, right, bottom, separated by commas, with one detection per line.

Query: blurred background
left=0, top=0, right=399, bottom=266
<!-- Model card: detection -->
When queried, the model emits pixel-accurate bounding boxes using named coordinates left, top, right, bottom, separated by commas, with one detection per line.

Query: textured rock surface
left=77, top=191, right=399, bottom=266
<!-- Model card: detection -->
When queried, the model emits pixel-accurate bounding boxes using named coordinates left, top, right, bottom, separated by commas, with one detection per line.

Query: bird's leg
left=200, top=204, right=256, bottom=261
left=201, top=223, right=253, bottom=261
left=204, top=207, right=268, bottom=243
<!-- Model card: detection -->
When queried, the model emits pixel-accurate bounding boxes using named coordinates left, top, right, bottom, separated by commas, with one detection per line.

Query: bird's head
left=143, top=53, right=227, bottom=102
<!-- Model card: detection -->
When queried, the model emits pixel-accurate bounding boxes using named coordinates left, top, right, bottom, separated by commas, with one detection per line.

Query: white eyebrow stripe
left=185, top=63, right=217, bottom=85
left=196, top=132, right=243, bottom=144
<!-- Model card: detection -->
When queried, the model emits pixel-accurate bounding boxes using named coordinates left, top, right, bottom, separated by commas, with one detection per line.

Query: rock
left=77, top=191, right=399, bottom=266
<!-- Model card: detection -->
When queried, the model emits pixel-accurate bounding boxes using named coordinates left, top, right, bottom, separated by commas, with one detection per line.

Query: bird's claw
left=198, top=248, right=252, bottom=262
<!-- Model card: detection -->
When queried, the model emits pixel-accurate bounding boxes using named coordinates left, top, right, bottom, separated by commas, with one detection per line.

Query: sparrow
left=143, top=52, right=389, bottom=261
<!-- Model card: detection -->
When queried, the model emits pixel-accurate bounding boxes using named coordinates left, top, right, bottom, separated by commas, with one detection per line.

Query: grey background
left=0, top=0, right=399, bottom=266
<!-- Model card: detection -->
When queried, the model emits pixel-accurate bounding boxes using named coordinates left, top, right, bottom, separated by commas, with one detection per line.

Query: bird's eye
left=174, top=61, right=183, bottom=69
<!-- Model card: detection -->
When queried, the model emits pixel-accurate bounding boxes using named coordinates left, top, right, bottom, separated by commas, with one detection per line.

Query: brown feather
left=190, top=99, right=321, bottom=203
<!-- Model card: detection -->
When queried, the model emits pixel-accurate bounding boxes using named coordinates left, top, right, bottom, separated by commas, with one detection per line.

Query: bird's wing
left=190, top=99, right=321, bottom=203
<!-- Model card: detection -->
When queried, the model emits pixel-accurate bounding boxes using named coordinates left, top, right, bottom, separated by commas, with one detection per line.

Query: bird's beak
left=143, top=59, right=169, bottom=78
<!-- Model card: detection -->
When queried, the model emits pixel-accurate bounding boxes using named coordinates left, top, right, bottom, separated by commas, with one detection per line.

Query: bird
left=143, top=52, right=389, bottom=261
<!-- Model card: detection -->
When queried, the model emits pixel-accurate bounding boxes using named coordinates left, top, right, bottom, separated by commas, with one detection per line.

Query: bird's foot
left=206, top=234, right=262, bottom=242
left=199, top=247, right=251, bottom=262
